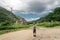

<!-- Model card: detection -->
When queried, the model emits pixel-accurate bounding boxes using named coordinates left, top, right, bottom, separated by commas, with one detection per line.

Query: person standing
left=33, top=25, right=36, bottom=37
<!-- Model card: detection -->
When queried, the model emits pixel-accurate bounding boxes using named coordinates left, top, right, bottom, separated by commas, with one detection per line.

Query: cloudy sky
left=0, top=0, right=60, bottom=21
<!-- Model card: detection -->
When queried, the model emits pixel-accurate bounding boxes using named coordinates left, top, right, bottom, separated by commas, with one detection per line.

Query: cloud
left=0, top=0, right=30, bottom=10
left=15, top=0, right=60, bottom=14
left=25, top=17, right=40, bottom=21
left=0, top=0, right=60, bottom=14
left=26, top=0, right=46, bottom=13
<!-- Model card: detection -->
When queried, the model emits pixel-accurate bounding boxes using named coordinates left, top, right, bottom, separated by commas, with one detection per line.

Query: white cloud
left=0, top=0, right=31, bottom=10
left=0, top=0, right=60, bottom=13
left=25, top=17, right=40, bottom=21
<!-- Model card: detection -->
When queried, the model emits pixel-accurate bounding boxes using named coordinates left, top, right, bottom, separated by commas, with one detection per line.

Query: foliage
left=0, top=7, right=19, bottom=26
left=36, top=22, right=60, bottom=27
left=0, top=24, right=32, bottom=34
left=0, top=24, right=32, bottom=30
left=37, top=7, right=60, bottom=22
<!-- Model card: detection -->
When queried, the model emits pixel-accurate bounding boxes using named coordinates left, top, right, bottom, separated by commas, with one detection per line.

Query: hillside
left=37, top=7, right=60, bottom=22
left=0, top=7, right=19, bottom=26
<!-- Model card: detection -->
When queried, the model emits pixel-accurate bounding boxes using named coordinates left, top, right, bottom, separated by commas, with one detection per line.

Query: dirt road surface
left=0, top=28, right=60, bottom=40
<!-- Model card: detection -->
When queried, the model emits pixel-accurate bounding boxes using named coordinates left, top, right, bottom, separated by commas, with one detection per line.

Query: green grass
left=0, top=24, right=32, bottom=35
left=0, top=29, right=17, bottom=35
left=36, top=22, right=60, bottom=28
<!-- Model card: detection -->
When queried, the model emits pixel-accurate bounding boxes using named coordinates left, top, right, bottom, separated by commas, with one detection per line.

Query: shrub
left=36, top=22, right=60, bottom=27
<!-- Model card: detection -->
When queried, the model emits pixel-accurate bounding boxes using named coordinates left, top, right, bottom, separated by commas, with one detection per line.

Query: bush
left=0, top=24, right=32, bottom=30
left=36, top=22, right=60, bottom=27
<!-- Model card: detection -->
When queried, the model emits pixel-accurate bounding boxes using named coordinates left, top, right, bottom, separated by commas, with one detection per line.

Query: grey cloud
left=0, top=0, right=60, bottom=14
left=18, top=0, right=58, bottom=13
left=27, top=0, right=46, bottom=13
left=14, top=0, right=47, bottom=13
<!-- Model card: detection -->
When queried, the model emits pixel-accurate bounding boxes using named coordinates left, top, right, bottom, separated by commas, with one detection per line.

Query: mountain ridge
left=0, top=7, right=25, bottom=26
left=37, top=7, right=60, bottom=22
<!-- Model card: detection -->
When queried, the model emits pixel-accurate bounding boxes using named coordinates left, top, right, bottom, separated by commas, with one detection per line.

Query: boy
left=33, top=25, right=36, bottom=37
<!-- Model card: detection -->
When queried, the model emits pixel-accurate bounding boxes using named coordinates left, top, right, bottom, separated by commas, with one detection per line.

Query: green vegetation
left=0, top=24, right=32, bottom=35
left=36, top=22, right=60, bottom=28
left=0, top=7, right=20, bottom=26
left=36, top=7, right=60, bottom=27
left=0, top=24, right=32, bottom=30
left=0, top=7, right=30, bottom=35
left=38, top=7, right=60, bottom=22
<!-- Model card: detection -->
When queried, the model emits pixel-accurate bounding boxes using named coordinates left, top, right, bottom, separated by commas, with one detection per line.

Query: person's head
left=34, top=26, right=36, bottom=29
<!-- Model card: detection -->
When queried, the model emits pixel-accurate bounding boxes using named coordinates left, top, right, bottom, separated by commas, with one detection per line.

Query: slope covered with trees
left=35, top=7, right=60, bottom=27
left=38, top=7, right=60, bottom=22
left=0, top=7, right=19, bottom=26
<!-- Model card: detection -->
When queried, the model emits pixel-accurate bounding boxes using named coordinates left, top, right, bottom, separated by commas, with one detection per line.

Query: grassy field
left=0, top=24, right=33, bottom=35
left=0, top=22, right=60, bottom=35
left=36, top=22, right=60, bottom=28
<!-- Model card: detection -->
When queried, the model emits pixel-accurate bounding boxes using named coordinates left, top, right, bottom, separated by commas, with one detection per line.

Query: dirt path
left=0, top=28, right=60, bottom=40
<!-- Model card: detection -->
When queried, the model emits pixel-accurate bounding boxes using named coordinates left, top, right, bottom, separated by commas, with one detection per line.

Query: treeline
left=38, top=7, right=60, bottom=22
left=0, top=7, right=19, bottom=26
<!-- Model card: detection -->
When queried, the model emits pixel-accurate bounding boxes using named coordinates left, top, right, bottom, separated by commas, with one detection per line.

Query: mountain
left=0, top=7, right=20, bottom=26
left=37, top=7, right=60, bottom=22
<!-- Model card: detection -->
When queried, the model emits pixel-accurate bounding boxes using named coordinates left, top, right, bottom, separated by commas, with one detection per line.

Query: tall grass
left=36, top=22, right=60, bottom=28
left=0, top=24, right=32, bottom=30
left=0, top=24, right=32, bottom=35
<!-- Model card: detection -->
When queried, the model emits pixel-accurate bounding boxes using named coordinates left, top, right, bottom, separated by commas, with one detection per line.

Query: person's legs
left=33, top=33, right=36, bottom=37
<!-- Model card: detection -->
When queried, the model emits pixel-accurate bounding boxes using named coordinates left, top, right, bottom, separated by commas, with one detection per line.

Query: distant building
left=16, top=18, right=27, bottom=25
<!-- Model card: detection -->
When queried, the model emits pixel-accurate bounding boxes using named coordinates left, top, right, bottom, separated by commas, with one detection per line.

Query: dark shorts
left=33, top=29, right=36, bottom=33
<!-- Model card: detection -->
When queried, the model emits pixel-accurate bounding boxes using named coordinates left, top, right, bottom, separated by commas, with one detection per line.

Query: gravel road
left=0, top=28, right=60, bottom=40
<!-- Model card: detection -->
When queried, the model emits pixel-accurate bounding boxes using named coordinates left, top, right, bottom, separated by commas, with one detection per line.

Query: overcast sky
left=0, top=0, right=60, bottom=21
